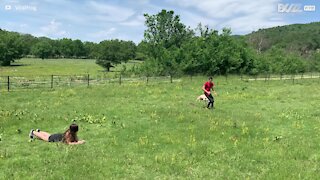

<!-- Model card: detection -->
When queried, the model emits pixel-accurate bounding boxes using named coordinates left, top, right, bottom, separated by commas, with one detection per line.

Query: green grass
left=0, top=58, right=140, bottom=77
left=1, top=75, right=320, bottom=179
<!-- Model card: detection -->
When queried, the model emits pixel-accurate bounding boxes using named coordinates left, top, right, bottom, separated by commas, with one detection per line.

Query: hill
left=245, top=22, right=320, bottom=56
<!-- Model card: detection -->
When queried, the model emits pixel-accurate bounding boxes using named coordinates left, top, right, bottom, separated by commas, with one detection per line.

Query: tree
left=96, top=39, right=136, bottom=71
left=50, top=40, right=62, bottom=58
left=135, top=41, right=148, bottom=61
left=19, top=34, right=38, bottom=56
left=143, top=9, right=192, bottom=76
left=181, top=25, right=253, bottom=76
left=144, top=10, right=189, bottom=50
left=283, top=55, right=306, bottom=74
left=258, top=47, right=307, bottom=75
left=72, top=39, right=86, bottom=58
left=120, top=40, right=136, bottom=63
left=31, top=39, right=53, bottom=59
left=59, top=38, right=74, bottom=58
left=84, top=41, right=99, bottom=59
left=181, top=28, right=218, bottom=75
left=0, top=31, right=23, bottom=66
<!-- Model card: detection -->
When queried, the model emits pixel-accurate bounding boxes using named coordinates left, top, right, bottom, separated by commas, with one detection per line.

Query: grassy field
left=0, top=58, right=140, bottom=77
left=0, top=59, right=320, bottom=179
left=1, top=76, right=320, bottom=179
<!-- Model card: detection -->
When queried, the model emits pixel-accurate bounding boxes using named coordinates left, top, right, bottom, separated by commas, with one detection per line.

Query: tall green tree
left=260, top=47, right=307, bottom=75
left=84, top=41, right=99, bottom=59
left=59, top=38, right=74, bottom=58
left=96, top=39, right=136, bottom=71
left=19, top=34, right=38, bottom=56
left=180, top=25, right=254, bottom=76
left=143, top=9, right=192, bottom=76
left=0, top=31, right=23, bottom=66
left=31, top=39, right=53, bottom=59
left=144, top=10, right=189, bottom=50
left=180, top=35, right=212, bottom=75
left=309, top=52, right=320, bottom=72
left=135, top=41, right=148, bottom=61
left=72, top=39, right=86, bottom=58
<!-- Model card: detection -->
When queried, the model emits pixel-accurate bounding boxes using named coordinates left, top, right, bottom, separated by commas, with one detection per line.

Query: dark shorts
left=48, top=133, right=63, bottom=142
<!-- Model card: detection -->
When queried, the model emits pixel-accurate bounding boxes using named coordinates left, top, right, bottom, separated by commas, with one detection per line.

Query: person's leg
left=33, top=131, right=51, bottom=141
left=210, top=94, right=215, bottom=108
left=208, top=101, right=212, bottom=108
left=205, top=94, right=214, bottom=108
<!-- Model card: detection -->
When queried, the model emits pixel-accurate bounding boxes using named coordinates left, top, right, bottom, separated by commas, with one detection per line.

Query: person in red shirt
left=202, top=77, right=217, bottom=109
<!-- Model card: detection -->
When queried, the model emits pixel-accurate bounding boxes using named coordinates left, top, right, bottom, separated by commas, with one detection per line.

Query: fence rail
left=0, top=74, right=176, bottom=92
left=0, top=73, right=319, bottom=92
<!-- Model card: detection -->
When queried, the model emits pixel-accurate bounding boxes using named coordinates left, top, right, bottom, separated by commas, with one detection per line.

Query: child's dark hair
left=62, top=123, right=79, bottom=143
left=209, top=77, right=213, bottom=80
left=70, top=123, right=78, bottom=133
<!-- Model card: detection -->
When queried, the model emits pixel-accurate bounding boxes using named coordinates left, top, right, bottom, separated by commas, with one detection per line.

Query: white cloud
left=19, top=23, right=28, bottom=29
left=1, top=0, right=297, bottom=43
left=87, top=27, right=117, bottom=41
left=35, top=19, right=67, bottom=38
left=220, top=15, right=286, bottom=34
left=167, top=0, right=263, bottom=18
left=178, top=10, right=218, bottom=28
left=166, top=0, right=286, bottom=34
left=137, top=0, right=150, bottom=4
left=3, top=22, right=29, bottom=31
left=120, top=15, right=145, bottom=26
left=87, top=1, right=136, bottom=22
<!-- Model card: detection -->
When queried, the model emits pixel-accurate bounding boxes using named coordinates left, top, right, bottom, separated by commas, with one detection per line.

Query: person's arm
left=211, top=85, right=217, bottom=96
left=202, top=85, right=210, bottom=94
left=212, top=90, right=217, bottom=96
left=68, top=140, right=85, bottom=145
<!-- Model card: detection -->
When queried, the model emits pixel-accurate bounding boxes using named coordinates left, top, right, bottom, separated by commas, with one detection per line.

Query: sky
left=0, top=0, right=319, bottom=43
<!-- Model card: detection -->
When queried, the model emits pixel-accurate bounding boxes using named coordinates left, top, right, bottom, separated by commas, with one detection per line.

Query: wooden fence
left=0, top=74, right=175, bottom=92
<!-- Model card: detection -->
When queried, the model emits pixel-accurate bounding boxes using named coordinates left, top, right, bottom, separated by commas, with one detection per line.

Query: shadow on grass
left=9, top=64, right=29, bottom=67
left=98, top=70, right=121, bottom=72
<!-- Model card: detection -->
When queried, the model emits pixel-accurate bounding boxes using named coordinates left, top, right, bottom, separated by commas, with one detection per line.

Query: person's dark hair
left=70, top=123, right=79, bottom=132
left=62, top=123, right=79, bottom=143
left=209, top=77, right=213, bottom=80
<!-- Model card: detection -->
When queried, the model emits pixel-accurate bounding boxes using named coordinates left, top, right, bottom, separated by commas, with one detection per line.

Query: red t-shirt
left=204, top=81, right=214, bottom=95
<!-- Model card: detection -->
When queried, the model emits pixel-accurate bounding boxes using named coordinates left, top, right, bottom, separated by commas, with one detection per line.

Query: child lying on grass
left=29, top=123, right=85, bottom=145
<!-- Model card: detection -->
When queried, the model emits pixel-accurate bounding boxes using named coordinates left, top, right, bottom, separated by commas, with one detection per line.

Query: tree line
left=1, top=9, right=319, bottom=75
left=138, top=10, right=319, bottom=76
left=0, top=29, right=136, bottom=71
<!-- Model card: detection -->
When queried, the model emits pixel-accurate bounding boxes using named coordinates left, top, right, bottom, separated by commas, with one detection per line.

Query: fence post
left=119, top=74, right=122, bottom=85
left=264, top=74, right=267, bottom=82
left=87, top=74, right=90, bottom=87
left=7, top=76, right=10, bottom=92
left=146, top=76, right=149, bottom=84
left=170, top=75, right=173, bottom=83
left=292, top=75, right=295, bottom=84
left=51, top=75, right=53, bottom=89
